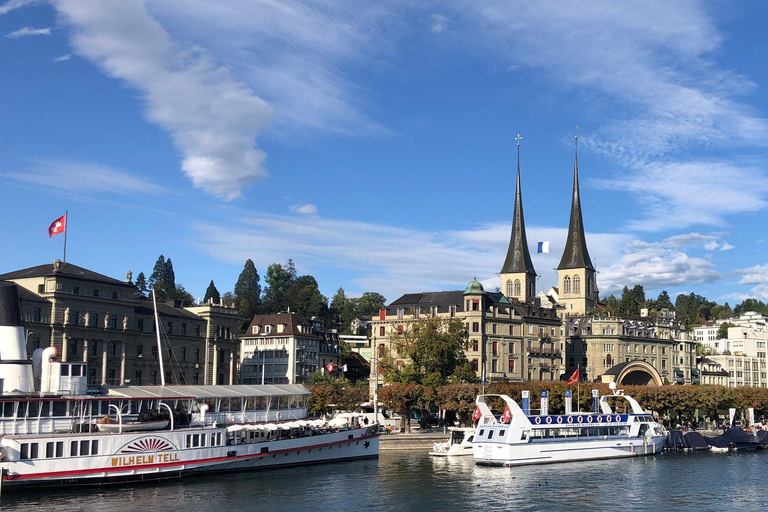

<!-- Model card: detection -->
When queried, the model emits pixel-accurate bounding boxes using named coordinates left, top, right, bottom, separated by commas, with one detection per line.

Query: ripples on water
left=3, top=451, right=768, bottom=511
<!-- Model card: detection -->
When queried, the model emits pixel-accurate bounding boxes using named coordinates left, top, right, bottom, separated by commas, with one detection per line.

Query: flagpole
left=577, top=364, right=580, bottom=413
left=63, top=210, right=68, bottom=262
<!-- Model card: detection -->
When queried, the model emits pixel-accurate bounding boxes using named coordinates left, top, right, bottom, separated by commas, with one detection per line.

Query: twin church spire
left=501, top=132, right=597, bottom=313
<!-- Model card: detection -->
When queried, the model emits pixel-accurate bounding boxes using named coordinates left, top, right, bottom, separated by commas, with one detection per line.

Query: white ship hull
left=0, top=426, right=379, bottom=488
left=474, top=434, right=665, bottom=466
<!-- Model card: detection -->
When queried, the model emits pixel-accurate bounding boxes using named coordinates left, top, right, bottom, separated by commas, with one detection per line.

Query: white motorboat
left=429, top=427, right=475, bottom=456
left=473, top=383, right=666, bottom=466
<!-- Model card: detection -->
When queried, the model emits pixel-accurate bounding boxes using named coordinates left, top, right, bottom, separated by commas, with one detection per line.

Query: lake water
left=2, top=450, right=766, bottom=511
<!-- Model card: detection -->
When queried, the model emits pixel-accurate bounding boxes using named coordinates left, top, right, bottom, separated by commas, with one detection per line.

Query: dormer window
left=252, top=326, right=258, bottom=335
left=264, top=325, right=272, bottom=334
left=278, top=324, right=285, bottom=333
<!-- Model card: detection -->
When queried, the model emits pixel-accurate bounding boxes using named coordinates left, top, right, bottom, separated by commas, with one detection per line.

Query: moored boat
left=429, top=427, right=475, bottom=457
left=0, top=283, right=379, bottom=491
left=472, top=383, right=666, bottom=466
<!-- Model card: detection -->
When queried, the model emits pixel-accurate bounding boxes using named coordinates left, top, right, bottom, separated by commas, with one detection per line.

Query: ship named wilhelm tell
left=0, top=283, right=378, bottom=491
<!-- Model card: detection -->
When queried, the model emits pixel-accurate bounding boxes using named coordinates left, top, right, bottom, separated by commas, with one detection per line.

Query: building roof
left=135, top=300, right=203, bottom=320
left=557, top=140, right=595, bottom=271
left=105, top=384, right=310, bottom=399
left=242, top=311, right=319, bottom=338
left=0, top=261, right=135, bottom=287
left=386, top=289, right=514, bottom=315
left=501, top=150, right=536, bottom=276
left=464, top=279, right=485, bottom=295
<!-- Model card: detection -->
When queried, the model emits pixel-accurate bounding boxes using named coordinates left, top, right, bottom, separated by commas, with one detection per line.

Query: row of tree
left=137, top=256, right=387, bottom=334
left=323, top=381, right=768, bottom=431
left=600, top=286, right=759, bottom=329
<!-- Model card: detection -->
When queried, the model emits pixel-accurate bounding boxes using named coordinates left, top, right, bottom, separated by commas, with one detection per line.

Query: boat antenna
left=153, top=288, right=166, bottom=386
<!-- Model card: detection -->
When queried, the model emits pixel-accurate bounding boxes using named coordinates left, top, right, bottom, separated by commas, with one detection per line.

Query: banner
left=540, top=390, right=549, bottom=416
left=522, top=391, right=530, bottom=416
left=564, top=390, right=572, bottom=415
left=729, top=407, right=736, bottom=427
left=592, top=390, right=599, bottom=413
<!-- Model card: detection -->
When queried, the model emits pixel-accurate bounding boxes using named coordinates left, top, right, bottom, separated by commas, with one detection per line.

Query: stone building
left=0, top=260, right=239, bottom=386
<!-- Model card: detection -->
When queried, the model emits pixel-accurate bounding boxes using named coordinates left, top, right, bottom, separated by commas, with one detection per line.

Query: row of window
left=186, top=432, right=222, bottom=448
left=20, top=439, right=99, bottom=460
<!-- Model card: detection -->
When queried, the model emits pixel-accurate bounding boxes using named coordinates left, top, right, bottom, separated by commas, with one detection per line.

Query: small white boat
left=429, top=427, right=475, bottom=456
left=96, top=420, right=170, bottom=432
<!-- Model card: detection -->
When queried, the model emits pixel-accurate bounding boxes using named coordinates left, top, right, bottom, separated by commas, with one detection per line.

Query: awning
left=691, top=369, right=700, bottom=377
left=673, top=368, right=684, bottom=376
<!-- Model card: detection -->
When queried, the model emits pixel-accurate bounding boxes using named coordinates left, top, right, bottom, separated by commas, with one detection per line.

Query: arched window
left=506, top=280, right=513, bottom=297
left=514, top=279, right=521, bottom=297
left=606, top=353, right=612, bottom=366
left=563, top=275, right=571, bottom=294
left=573, top=275, right=581, bottom=294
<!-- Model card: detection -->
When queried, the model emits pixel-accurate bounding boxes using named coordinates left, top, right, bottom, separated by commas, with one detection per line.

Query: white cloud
left=52, top=0, right=271, bottom=201
left=733, top=264, right=768, bottom=286
left=0, top=0, right=37, bottom=15
left=430, top=14, right=448, bottom=33
left=289, top=203, right=318, bottom=216
left=2, top=159, right=166, bottom=195
left=704, top=241, right=720, bottom=251
left=52, top=53, right=71, bottom=62
left=5, top=26, right=50, bottom=38
left=720, top=243, right=734, bottom=251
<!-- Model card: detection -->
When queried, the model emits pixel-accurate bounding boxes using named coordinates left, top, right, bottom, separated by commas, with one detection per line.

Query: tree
left=711, top=302, right=733, bottom=320
left=221, top=291, right=236, bottom=307
left=163, top=258, right=176, bottom=291
left=675, top=292, right=713, bottom=328
left=738, top=298, right=767, bottom=316
left=717, top=322, right=734, bottom=340
left=261, top=262, right=294, bottom=313
left=383, top=317, right=470, bottom=387
left=148, top=255, right=166, bottom=290
left=285, top=275, right=329, bottom=322
left=357, top=292, right=387, bottom=319
left=234, top=259, right=262, bottom=332
left=601, top=294, right=619, bottom=315
left=656, top=290, right=674, bottom=311
left=330, top=288, right=357, bottom=334
left=204, top=280, right=221, bottom=305
left=135, top=272, right=148, bottom=299
left=172, top=284, right=194, bottom=306
left=617, top=285, right=645, bottom=318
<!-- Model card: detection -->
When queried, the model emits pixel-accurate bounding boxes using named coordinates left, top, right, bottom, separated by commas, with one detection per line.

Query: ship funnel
left=0, top=283, right=36, bottom=393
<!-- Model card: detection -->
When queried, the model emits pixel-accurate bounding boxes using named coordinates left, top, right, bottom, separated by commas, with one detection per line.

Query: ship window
left=53, top=401, right=67, bottom=416
left=211, top=433, right=218, bottom=446
left=2, top=402, right=13, bottom=417
left=71, top=440, right=78, bottom=456
left=56, top=441, right=63, bottom=458
left=499, top=430, right=506, bottom=436
left=478, top=429, right=485, bottom=436
left=80, top=440, right=89, bottom=455
left=92, top=440, right=98, bottom=455
left=46, top=442, right=55, bottom=458
left=487, top=430, right=494, bottom=439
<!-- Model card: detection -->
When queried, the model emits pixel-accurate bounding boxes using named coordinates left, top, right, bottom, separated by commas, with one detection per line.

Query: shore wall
left=379, top=431, right=449, bottom=450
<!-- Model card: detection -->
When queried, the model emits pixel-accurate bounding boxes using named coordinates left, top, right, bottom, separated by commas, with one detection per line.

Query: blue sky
left=2, top=0, right=768, bottom=308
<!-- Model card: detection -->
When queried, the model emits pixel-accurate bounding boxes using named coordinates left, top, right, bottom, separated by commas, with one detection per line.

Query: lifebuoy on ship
left=534, top=416, right=542, bottom=424
left=587, top=415, right=593, bottom=423
left=556, top=416, right=563, bottom=424
left=545, top=416, right=552, bottom=424
left=276, top=411, right=283, bottom=420
left=567, top=416, right=574, bottom=424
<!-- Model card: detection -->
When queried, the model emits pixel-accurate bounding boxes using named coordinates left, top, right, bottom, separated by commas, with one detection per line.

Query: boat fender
left=276, top=411, right=283, bottom=421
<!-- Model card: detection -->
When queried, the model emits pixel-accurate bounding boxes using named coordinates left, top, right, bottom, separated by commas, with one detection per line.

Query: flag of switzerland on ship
left=326, top=362, right=334, bottom=373
left=472, top=405, right=482, bottom=424
left=48, top=214, right=66, bottom=237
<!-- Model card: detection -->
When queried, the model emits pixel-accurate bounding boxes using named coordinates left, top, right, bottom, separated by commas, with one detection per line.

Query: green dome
left=463, top=279, right=484, bottom=295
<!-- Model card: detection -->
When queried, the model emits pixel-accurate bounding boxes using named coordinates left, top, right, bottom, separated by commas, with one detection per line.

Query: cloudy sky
left=2, top=0, right=768, bottom=307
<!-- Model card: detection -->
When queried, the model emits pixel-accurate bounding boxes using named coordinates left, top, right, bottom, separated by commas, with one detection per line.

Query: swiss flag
left=472, top=405, right=482, bottom=424
left=567, top=367, right=580, bottom=385
left=326, top=362, right=334, bottom=373
left=48, top=214, right=66, bottom=237
left=502, top=405, right=512, bottom=423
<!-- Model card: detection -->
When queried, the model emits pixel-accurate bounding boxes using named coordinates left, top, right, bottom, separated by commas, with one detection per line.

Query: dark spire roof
left=558, top=136, right=595, bottom=270
left=501, top=142, right=536, bottom=276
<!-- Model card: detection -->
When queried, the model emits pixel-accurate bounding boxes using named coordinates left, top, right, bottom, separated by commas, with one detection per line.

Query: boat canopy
left=105, top=384, right=310, bottom=400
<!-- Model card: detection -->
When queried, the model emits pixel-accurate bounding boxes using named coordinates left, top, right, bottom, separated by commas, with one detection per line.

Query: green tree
left=675, top=292, right=713, bottom=328
left=204, top=280, right=221, bottom=305
left=717, top=322, right=734, bottom=340
left=331, top=288, right=357, bottom=334
left=172, top=284, right=194, bottom=306
left=617, top=285, right=645, bottom=318
left=738, top=298, right=767, bottom=316
left=163, top=258, right=176, bottom=291
left=656, top=290, right=674, bottom=311
left=148, top=255, right=166, bottom=293
left=261, top=262, right=294, bottom=313
left=234, top=259, right=262, bottom=332
left=601, top=294, right=619, bottom=315
left=221, top=291, right=235, bottom=307
left=357, top=292, right=387, bottom=319
left=285, top=275, right=329, bottom=322
left=135, top=272, right=148, bottom=299
left=383, top=317, right=470, bottom=387
left=711, top=302, right=733, bottom=320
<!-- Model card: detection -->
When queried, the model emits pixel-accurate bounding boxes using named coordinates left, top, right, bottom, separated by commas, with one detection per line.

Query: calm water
left=2, top=450, right=767, bottom=511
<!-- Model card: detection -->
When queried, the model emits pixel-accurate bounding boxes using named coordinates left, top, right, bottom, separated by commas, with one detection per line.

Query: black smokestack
left=0, top=282, right=23, bottom=327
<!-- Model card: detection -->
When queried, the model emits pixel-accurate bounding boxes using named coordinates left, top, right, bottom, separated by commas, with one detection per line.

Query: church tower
left=557, top=135, right=599, bottom=315
left=501, top=137, right=536, bottom=302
